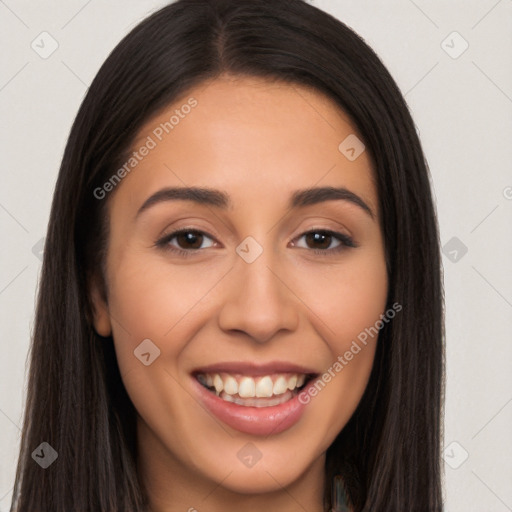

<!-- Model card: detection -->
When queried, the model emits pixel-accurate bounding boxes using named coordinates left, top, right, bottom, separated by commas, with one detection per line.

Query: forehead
left=111, top=75, right=378, bottom=217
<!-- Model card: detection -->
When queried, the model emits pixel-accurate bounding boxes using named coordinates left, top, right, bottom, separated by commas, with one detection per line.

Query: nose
left=217, top=244, right=299, bottom=344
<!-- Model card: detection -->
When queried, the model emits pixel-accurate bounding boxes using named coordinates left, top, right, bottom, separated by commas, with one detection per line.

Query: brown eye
left=304, top=232, right=335, bottom=250
left=293, top=230, right=355, bottom=253
left=175, top=231, right=204, bottom=249
left=156, top=229, right=216, bottom=254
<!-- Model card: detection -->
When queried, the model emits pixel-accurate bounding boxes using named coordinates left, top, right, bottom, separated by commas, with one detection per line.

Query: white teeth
left=197, top=371, right=310, bottom=401
left=287, top=375, right=297, bottom=390
left=255, top=376, right=274, bottom=397
left=273, top=376, right=288, bottom=395
left=223, top=375, right=238, bottom=395
left=213, top=374, right=224, bottom=394
left=238, top=377, right=256, bottom=397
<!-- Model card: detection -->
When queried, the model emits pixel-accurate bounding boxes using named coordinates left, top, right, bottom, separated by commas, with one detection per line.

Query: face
left=91, top=75, right=388, bottom=504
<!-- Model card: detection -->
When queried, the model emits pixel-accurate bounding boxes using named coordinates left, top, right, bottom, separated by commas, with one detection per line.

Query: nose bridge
left=239, top=239, right=281, bottom=300
left=217, top=233, right=299, bottom=342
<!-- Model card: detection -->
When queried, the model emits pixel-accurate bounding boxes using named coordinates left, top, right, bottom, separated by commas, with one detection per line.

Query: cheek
left=104, top=256, right=223, bottom=447
left=291, top=249, right=387, bottom=434
left=295, top=248, right=388, bottom=349
left=106, top=252, right=228, bottom=370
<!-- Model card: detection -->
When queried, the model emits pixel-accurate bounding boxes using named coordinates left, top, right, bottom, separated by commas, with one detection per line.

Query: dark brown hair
left=11, top=1, right=444, bottom=510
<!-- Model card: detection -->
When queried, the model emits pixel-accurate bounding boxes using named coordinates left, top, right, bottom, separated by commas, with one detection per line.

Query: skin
left=91, top=74, right=388, bottom=512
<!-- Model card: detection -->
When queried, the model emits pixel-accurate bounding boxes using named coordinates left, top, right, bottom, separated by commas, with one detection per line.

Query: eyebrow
left=135, top=186, right=375, bottom=220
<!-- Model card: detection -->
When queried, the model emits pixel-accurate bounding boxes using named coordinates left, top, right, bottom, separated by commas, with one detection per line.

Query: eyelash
left=154, top=227, right=357, bottom=258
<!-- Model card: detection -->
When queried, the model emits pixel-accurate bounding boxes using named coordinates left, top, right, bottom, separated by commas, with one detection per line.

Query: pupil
left=178, top=231, right=202, bottom=249
left=306, top=232, right=330, bottom=249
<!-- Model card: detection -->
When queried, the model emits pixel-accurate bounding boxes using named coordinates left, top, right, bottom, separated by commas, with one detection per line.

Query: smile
left=195, top=372, right=313, bottom=407
left=191, top=364, right=319, bottom=436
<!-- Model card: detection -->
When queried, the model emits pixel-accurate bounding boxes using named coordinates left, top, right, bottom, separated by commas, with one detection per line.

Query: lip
left=191, top=371, right=318, bottom=436
left=191, top=360, right=319, bottom=377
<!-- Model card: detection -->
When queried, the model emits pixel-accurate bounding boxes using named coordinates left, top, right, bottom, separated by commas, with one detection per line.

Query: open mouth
left=193, top=371, right=316, bottom=408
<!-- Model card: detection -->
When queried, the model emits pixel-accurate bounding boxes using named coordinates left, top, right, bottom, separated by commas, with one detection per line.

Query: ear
left=88, top=274, right=112, bottom=337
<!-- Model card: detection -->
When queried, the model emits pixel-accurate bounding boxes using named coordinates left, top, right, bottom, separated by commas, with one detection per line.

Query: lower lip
left=192, top=376, right=313, bottom=436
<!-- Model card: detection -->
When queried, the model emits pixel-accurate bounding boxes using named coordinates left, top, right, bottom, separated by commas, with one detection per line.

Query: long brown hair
left=11, top=1, right=445, bottom=510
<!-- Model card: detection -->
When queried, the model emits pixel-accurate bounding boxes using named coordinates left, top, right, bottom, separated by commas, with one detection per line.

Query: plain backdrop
left=0, top=1, right=511, bottom=510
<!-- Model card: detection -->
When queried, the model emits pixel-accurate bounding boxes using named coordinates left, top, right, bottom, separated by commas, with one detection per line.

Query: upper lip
left=191, top=361, right=319, bottom=377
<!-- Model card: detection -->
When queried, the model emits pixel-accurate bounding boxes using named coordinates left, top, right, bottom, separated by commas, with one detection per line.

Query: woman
left=10, top=0, right=444, bottom=510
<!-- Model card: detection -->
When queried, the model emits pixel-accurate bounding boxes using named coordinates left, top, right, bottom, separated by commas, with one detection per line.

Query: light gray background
left=1, top=1, right=511, bottom=510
